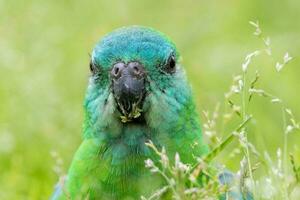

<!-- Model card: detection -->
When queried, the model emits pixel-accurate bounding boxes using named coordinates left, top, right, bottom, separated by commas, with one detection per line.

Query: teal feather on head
left=53, top=26, right=210, bottom=200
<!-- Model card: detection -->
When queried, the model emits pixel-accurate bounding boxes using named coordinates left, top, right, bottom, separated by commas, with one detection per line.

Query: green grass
left=0, top=0, right=300, bottom=199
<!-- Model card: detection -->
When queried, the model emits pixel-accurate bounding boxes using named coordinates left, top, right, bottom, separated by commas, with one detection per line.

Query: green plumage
left=53, top=26, right=209, bottom=199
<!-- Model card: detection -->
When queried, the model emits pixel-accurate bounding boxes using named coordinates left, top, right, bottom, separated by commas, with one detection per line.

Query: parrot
left=51, top=26, right=253, bottom=200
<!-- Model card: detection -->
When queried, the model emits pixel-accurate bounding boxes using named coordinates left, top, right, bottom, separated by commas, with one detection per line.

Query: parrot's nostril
left=114, top=67, right=119, bottom=75
left=112, top=61, right=145, bottom=80
left=128, top=62, right=144, bottom=78
left=111, top=62, right=125, bottom=79
left=133, top=66, right=139, bottom=73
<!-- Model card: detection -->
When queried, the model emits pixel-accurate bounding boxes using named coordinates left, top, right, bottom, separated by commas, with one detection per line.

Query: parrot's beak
left=111, top=61, right=146, bottom=121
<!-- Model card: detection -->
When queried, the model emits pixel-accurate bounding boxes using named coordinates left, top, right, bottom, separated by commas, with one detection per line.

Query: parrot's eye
left=162, top=55, right=176, bottom=74
left=89, top=60, right=100, bottom=75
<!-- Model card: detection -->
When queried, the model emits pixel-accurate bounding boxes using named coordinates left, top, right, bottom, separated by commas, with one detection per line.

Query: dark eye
left=89, top=60, right=100, bottom=75
left=163, top=55, right=176, bottom=74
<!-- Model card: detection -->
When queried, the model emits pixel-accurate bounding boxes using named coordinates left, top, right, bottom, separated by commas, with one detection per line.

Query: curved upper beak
left=111, top=61, right=146, bottom=118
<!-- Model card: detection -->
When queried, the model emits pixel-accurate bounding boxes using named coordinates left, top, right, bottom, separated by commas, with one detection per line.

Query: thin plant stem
left=241, top=70, right=256, bottom=198
left=157, top=169, right=181, bottom=200
left=190, top=115, right=252, bottom=173
left=282, top=105, right=290, bottom=199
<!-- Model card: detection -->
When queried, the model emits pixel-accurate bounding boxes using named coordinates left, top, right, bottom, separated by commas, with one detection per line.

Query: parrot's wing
left=218, top=170, right=253, bottom=200
left=50, top=176, right=66, bottom=200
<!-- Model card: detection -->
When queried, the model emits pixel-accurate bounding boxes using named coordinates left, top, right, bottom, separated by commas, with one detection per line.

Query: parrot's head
left=84, top=26, right=195, bottom=138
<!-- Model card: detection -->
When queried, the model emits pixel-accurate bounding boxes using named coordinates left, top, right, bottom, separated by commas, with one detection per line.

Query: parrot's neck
left=82, top=97, right=208, bottom=162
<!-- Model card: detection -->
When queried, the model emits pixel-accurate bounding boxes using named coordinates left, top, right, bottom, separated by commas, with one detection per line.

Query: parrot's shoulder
left=218, top=170, right=254, bottom=200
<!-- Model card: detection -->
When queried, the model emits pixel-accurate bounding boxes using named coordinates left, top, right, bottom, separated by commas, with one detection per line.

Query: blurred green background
left=0, top=0, right=299, bottom=199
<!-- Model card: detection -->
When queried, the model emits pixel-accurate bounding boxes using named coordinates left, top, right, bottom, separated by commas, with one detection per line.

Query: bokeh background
left=0, top=0, right=299, bottom=199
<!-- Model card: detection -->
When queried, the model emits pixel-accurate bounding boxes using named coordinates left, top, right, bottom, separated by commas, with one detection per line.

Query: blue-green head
left=84, top=26, right=198, bottom=139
